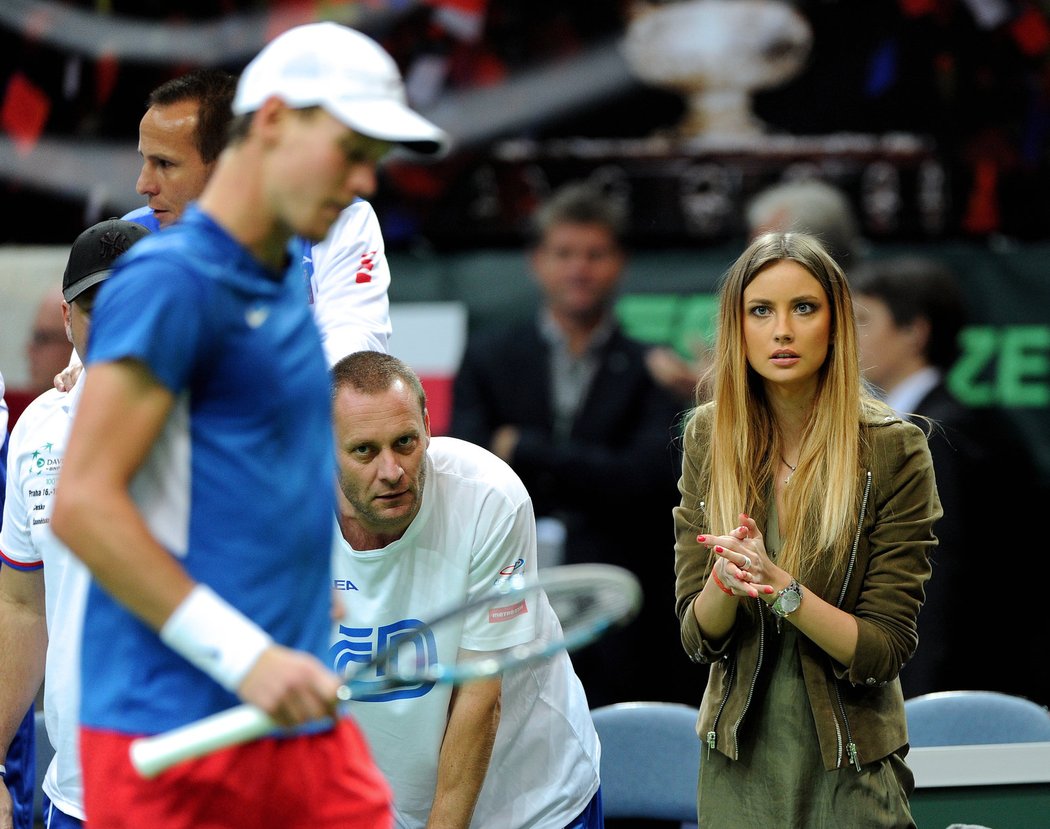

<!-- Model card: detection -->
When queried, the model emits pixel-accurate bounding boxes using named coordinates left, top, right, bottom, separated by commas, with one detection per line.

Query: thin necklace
left=780, top=455, right=797, bottom=484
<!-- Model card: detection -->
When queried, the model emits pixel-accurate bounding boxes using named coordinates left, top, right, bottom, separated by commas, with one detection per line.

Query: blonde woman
left=674, top=233, right=941, bottom=827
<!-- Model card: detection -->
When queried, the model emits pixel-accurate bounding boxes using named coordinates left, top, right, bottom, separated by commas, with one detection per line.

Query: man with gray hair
left=745, top=178, right=864, bottom=269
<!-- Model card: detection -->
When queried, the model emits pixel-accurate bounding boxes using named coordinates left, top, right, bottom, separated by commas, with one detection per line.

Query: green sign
left=617, top=294, right=1050, bottom=487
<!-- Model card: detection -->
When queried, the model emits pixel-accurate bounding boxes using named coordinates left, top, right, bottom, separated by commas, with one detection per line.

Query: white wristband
left=0, top=764, right=6, bottom=777
left=160, top=585, right=273, bottom=693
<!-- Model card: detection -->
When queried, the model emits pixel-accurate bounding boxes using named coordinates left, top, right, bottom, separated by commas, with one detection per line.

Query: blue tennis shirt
left=81, top=206, right=335, bottom=734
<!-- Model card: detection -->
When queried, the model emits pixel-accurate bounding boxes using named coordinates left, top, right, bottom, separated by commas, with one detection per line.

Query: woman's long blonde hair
left=703, top=232, right=883, bottom=581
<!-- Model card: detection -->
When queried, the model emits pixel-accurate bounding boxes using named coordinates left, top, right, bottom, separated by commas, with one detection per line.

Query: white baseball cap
left=233, top=22, right=450, bottom=156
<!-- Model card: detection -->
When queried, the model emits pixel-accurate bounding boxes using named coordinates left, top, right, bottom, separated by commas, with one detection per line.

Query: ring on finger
left=740, top=555, right=752, bottom=570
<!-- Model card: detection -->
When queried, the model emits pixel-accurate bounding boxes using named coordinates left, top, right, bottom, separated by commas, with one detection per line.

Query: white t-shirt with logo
left=331, top=437, right=600, bottom=829
left=0, top=378, right=89, bottom=820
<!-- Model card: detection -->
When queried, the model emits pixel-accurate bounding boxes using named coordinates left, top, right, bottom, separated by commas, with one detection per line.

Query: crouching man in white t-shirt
left=330, top=351, right=603, bottom=829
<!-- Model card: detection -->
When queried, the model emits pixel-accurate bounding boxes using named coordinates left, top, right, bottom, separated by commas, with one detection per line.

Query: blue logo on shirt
left=330, top=619, right=436, bottom=702
left=494, top=557, right=526, bottom=586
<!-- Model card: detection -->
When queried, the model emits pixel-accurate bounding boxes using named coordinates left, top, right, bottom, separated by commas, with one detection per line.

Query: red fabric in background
left=419, top=374, right=453, bottom=436
left=1011, top=5, right=1050, bottom=57
left=1, top=72, right=50, bottom=154
left=4, top=389, right=38, bottom=433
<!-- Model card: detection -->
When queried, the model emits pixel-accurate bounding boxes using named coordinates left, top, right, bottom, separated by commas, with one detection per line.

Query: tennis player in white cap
left=52, top=23, right=446, bottom=829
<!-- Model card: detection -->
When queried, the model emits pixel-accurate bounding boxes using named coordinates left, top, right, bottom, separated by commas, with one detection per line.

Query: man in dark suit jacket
left=451, top=182, right=697, bottom=707
left=853, top=258, right=1047, bottom=705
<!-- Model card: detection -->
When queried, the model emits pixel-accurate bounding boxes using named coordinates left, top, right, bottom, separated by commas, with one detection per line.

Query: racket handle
left=130, top=704, right=276, bottom=778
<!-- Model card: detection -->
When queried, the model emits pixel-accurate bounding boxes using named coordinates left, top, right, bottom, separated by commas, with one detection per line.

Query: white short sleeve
left=308, top=199, right=392, bottom=365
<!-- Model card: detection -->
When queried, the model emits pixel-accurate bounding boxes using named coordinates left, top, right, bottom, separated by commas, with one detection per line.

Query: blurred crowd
left=3, top=0, right=1050, bottom=245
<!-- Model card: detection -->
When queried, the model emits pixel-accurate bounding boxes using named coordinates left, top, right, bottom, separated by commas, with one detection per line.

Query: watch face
left=778, top=588, right=801, bottom=615
left=773, top=581, right=802, bottom=617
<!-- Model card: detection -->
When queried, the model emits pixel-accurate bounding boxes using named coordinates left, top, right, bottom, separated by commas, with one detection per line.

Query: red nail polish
left=742, top=513, right=749, bottom=519
left=697, top=535, right=706, bottom=542
left=714, top=546, right=724, bottom=553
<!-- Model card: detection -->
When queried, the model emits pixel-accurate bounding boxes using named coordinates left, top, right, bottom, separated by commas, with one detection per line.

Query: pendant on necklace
left=781, top=455, right=797, bottom=485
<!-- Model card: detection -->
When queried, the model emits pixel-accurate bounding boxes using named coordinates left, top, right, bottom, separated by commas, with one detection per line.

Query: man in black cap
left=0, top=219, right=149, bottom=829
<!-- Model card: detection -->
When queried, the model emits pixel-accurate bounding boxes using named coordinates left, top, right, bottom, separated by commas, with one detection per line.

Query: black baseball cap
left=62, top=218, right=150, bottom=303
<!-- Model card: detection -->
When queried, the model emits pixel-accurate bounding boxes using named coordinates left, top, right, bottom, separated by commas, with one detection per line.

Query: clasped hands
left=698, top=513, right=783, bottom=603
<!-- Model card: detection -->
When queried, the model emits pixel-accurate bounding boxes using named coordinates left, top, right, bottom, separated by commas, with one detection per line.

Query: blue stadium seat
left=589, top=701, right=700, bottom=825
left=905, top=690, right=1050, bottom=747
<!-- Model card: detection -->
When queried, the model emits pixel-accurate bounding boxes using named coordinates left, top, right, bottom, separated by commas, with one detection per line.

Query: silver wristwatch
left=771, top=579, right=803, bottom=619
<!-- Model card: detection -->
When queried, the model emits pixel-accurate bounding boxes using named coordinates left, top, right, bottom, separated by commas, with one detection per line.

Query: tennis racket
left=130, top=562, right=642, bottom=778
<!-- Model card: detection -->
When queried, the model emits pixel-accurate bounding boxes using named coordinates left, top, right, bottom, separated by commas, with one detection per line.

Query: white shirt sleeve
left=461, top=496, right=539, bottom=652
left=1, top=409, right=43, bottom=567
left=307, top=199, right=392, bottom=366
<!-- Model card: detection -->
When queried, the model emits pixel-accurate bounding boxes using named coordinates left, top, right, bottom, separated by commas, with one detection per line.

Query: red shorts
left=81, top=718, right=392, bottom=829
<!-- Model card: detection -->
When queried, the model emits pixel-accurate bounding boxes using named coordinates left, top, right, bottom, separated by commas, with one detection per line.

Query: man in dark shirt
left=451, top=182, right=695, bottom=706
left=854, top=257, right=1047, bottom=704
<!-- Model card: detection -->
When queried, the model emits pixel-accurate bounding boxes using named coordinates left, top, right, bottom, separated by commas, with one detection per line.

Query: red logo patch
left=355, top=250, right=377, bottom=283
left=489, top=599, right=528, bottom=623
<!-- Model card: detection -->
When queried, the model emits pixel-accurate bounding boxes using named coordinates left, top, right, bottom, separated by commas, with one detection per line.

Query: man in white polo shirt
left=0, top=219, right=150, bottom=828
left=330, top=351, right=602, bottom=829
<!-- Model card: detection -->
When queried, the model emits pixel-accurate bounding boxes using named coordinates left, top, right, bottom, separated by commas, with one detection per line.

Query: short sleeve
left=460, top=496, right=539, bottom=652
left=0, top=412, right=46, bottom=570
left=309, top=199, right=391, bottom=364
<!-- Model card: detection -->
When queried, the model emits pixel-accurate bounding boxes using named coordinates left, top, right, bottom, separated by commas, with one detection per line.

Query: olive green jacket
left=674, top=402, right=941, bottom=771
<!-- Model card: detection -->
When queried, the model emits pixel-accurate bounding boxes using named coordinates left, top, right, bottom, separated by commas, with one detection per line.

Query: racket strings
left=346, top=565, right=642, bottom=695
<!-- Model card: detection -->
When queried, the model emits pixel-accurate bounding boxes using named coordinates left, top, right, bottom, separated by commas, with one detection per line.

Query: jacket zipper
left=706, top=658, right=734, bottom=759
left=833, top=469, right=872, bottom=771
left=706, top=599, right=766, bottom=758
left=707, top=469, right=873, bottom=770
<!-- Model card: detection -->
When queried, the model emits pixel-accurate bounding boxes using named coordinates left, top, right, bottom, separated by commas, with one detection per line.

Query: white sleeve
left=0, top=414, right=43, bottom=568
left=308, top=199, right=392, bottom=366
left=461, top=495, right=539, bottom=652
